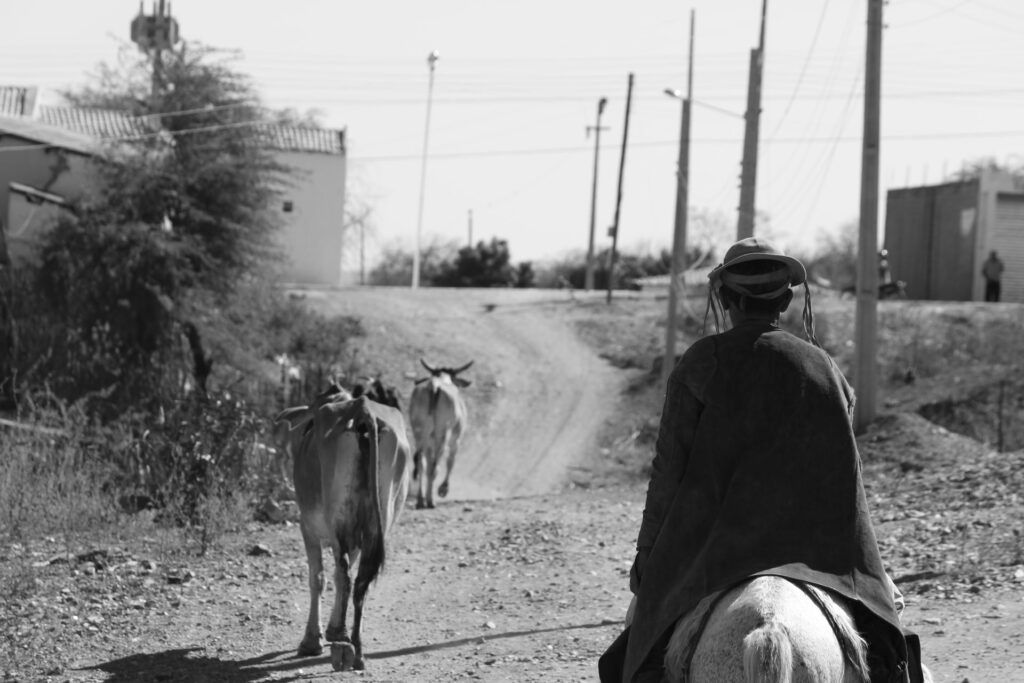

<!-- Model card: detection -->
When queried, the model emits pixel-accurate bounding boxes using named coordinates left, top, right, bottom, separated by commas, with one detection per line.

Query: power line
left=767, top=0, right=831, bottom=138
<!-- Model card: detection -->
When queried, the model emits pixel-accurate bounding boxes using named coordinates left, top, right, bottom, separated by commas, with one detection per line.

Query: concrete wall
left=0, top=134, right=348, bottom=287
left=978, top=170, right=1024, bottom=303
left=274, top=151, right=347, bottom=287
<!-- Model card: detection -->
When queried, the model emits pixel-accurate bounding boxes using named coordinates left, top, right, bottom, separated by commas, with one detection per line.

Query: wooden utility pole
left=662, top=11, right=695, bottom=385
left=359, top=220, right=366, bottom=285
left=467, top=209, right=474, bottom=247
left=854, top=0, right=884, bottom=433
left=412, top=51, right=440, bottom=289
left=606, top=73, right=634, bottom=304
left=736, top=0, right=767, bottom=240
left=585, top=98, right=609, bottom=291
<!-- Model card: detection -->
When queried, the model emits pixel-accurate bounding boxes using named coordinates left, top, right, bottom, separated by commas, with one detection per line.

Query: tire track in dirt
left=299, top=287, right=624, bottom=499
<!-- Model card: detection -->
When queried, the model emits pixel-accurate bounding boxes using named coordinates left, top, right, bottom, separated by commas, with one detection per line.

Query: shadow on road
left=83, top=621, right=621, bottom=681
left=84, top=647, right=321, bottom=682
left=368, top=619, right=621, bottom=659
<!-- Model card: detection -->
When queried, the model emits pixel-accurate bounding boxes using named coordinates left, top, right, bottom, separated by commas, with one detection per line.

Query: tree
left=368, top=237, right=459, bottom=286
left=434, top=238, right=518, bottom=287
left=947, top=157, right=1024, bottom=183
left=31, top=42, right=290, bottom=411
left=803, top=220, right=858, bottom=289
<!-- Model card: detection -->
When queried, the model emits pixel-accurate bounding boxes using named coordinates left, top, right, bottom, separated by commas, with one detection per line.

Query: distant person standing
left=878, top=249, right=893, bottom=285
left=982, top=250, right=1005, bottom=302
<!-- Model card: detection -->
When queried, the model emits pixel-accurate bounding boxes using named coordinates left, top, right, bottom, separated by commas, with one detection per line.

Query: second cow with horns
left=409, top=359, right=473, bottom=509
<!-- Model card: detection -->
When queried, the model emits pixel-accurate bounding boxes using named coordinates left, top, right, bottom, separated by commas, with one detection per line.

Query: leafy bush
left=434, top=238, right=520, bottom=287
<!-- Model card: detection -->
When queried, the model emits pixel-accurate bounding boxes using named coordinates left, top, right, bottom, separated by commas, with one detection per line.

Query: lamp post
left=585, top=97, right=608, bottom=291
left=412, top=50, right=439, bottom=289
left=661, top=10, right=695, bottom=386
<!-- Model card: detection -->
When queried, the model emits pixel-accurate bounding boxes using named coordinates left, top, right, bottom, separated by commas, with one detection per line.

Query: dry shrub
left=0, top=408, right=117, bottom=544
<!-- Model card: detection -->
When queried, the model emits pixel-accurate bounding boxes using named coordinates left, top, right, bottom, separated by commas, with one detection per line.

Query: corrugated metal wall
left=885, top=187, right=933, bottom=299
left=884, top=180, right=979, bottom=300
left=930, top=183, right=980, bottom=300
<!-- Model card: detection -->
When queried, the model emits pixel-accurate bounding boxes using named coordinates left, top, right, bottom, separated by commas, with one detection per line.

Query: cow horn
left=451, top=360, right=474, bottom=375
left=420, top=358, right=437, bottom=374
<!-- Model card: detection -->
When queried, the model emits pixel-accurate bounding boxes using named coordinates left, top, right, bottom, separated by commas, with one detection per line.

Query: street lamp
left=412, top=50, right=440, bottom=289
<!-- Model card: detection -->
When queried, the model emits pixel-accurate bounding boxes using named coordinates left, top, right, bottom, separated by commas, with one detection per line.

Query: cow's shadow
left=83, top=647, right=323, bottom=682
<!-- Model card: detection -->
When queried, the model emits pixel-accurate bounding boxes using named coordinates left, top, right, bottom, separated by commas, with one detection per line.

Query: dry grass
left=555, top=288, right=1024, bottom=481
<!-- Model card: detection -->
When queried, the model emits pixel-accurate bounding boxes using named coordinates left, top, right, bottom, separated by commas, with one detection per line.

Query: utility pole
left=854, top=0, right=884, bottom=433
left=585, top=98, right=609, bottom=291
left=662, top=10, right=695, bottom=386
left=359, top=220, right=366, bottom=286
left=467, top=209, right=474, bottom=247
left=412, top=50, right=440, bottom=289
left=736, top=0, right=767, bottom=240
left=606, top=73, right=635, bottom=304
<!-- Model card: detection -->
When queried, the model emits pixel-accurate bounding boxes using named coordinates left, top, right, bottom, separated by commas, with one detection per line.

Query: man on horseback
left=601, top=238, right=925, bottom=682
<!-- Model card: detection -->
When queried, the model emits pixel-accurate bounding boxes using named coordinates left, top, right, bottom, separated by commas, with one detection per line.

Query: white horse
left=627, top=576, right=933, bottom=683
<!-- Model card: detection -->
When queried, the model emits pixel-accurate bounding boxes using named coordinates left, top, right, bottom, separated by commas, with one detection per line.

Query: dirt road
left=300, top=287, right=625, bottom=499
left=4, top=289, right=1023, bottom=682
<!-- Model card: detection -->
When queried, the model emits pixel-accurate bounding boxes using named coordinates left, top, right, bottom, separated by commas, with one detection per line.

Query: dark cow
left=408, top=359, right=472, bottom=509
left=275, top=382, right=411, bottom=671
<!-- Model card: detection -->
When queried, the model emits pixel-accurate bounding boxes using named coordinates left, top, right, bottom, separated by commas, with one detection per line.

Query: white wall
left=275, top=151, right=347, bottom=287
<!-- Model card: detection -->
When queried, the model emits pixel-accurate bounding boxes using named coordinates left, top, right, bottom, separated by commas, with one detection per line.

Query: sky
left=2, top=0, right=1023, bottom=268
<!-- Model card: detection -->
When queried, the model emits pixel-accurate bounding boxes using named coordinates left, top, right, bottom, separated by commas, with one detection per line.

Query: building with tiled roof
left=38, top=106, right=153, bottom=140
left=0, top=85, right=349, bottom=286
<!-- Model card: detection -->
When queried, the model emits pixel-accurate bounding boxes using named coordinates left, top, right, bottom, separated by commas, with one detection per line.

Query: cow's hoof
left=438, top=482, right=449, bottom=498
left=330, top=641, right=357, bottom=671
left=416, top=499, right=426, bottom=510
left=297, top=637, right=323, bottom=657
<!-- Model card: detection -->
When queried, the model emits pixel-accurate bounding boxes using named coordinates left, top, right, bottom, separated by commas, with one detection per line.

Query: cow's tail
left=742, top=623, right=793, bottom=683
left=429, top=381, right=441, bottom=415
left=359, top=401, right=387, bottom=582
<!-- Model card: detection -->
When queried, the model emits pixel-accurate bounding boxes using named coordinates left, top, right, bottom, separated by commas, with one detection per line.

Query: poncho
left=613, top=321, right=904, bottom=682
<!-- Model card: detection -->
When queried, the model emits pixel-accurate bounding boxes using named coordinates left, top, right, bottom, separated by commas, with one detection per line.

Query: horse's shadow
left=82, top=620, right=619, bottom=681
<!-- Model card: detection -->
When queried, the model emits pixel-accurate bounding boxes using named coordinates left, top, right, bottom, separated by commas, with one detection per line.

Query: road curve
left=299, top=287, right=625, bottom=499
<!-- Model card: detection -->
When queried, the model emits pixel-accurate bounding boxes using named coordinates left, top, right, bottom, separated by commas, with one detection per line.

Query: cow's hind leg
left=350, top=544, right=383, bottom=671
left=324, top=541, right=352, bottom=644
left=298, top=528, right=325, bottom=656
left=437, top=427, right=461, bottom=498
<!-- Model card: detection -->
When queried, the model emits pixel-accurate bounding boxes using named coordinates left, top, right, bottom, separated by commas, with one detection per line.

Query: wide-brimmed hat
left=708, top=237, right=806, bottom=292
